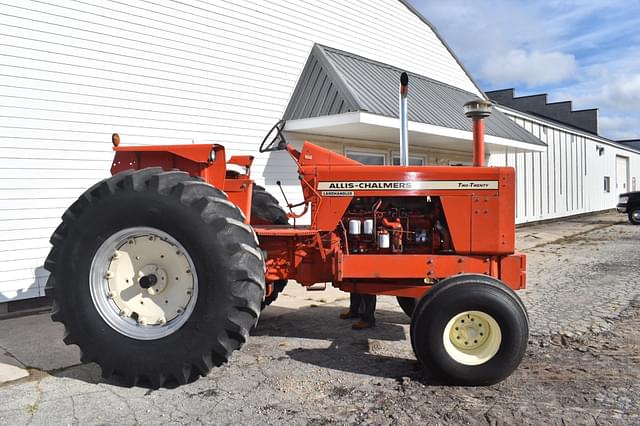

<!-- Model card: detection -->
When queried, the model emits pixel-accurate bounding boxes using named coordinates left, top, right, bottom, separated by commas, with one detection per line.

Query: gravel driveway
left=0, top=212, right=639, bottom=425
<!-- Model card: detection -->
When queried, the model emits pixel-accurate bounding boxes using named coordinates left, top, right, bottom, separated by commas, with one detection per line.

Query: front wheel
left=629, top=208, right=640, bottom=225
left=410, top=274, right=528, bottom=385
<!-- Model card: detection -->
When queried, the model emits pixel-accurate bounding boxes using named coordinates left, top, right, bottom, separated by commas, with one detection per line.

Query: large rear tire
left=250, top=184, right=288, bottom=309
left=251, top=184, right=288, bottom=225
left=45, top=168, right=265, bottom=387
left=410, top=274, right=528, bottom=385
left=262, top=279, right=287, bottom=310
left=396, top=296, right=416, bottom=317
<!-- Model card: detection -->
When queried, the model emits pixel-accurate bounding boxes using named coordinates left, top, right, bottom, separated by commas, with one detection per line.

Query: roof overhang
left=285, top=111, right=546, bottom=153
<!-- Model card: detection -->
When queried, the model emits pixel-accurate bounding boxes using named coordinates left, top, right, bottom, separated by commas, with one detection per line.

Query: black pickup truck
left=617, top=191, right=640, bottom=225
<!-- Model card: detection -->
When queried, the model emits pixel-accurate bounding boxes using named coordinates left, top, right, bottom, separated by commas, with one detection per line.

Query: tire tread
left=45, top=167, right=265, bottom=387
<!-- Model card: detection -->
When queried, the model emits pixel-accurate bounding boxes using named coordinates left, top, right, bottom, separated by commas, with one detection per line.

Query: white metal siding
left=0, top=0, right=480, bottom=301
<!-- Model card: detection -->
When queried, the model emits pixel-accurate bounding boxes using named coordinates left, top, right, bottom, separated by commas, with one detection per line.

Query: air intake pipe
left=399, top=72, right=409, bottom=166
left=463, top=99, right=493, bottom=167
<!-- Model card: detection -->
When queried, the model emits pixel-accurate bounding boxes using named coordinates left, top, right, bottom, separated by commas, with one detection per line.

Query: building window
left=345, top=150, right=386, bottom=165
left=391, top=155, right=425, bottom=166
left=604, top=176, right=611, bottom=193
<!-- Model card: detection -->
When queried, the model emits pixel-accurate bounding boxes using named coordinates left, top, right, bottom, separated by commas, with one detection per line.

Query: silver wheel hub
left=632, top=210, right=640, bottom=221
left=90, top=227, right=198, bottom=340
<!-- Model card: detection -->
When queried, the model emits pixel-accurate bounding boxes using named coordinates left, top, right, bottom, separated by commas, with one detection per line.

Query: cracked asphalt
left=0, top=211, right=639, bottom=425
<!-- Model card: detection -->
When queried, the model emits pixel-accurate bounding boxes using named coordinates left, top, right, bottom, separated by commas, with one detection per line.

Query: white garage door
left=616, top=156, right=629, bottom=196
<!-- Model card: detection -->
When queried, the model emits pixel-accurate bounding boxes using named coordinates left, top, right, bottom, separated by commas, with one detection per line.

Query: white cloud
left=590, top=74, right=640, bottom=111
left=421, top=0, right=551, bottom=66
left=479, top=49, right=577, bottom=87
left=599, top=115, right=640, bottom=140
left=414, top=0, right=640, bottom=139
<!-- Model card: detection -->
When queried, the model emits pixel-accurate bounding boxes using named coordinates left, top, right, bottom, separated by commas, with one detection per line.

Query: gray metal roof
left=284, top=45, right=545, bottom=147
left=619, top=140, right=640, bottom=151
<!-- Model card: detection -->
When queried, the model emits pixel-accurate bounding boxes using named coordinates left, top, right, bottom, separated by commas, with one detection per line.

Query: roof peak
left=283, top=45, right=544, bottom=148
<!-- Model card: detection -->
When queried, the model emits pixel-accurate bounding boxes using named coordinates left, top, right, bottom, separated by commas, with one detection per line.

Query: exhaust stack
left=399, top=72, right=409, bottom=166
left=463, top=99, right=493, bottom=167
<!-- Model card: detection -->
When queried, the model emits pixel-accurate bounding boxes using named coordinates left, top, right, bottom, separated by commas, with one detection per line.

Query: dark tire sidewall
left=56, top=186, right=252, bottom=376
left=251, top=185, right=288, bottom=225
left=413, top=281, right=528, bottom=385
left=397, top=296, right=416, bottom=317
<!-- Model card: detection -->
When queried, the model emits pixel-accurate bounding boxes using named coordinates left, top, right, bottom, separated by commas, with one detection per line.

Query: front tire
left=45, top=168, right=265, bottom=387
left=629, top=207, right=640, bottom=225
left=410, top=274, right=528, bottom=385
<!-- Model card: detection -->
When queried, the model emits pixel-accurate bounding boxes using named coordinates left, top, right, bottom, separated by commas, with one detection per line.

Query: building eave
left=285, top=112, right=546, bottom=153
left=283, top=44, right=546, bottom=149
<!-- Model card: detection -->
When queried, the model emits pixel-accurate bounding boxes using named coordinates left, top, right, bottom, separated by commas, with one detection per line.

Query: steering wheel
left=259, top=120, right=287, bottom=153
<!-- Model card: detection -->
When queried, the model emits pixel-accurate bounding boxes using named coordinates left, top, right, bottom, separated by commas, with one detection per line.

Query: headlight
left=619, top=196, right=629, bottom=204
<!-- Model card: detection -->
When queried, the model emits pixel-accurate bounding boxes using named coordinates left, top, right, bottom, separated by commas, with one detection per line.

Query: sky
left=412, top=0, right=640, bottom=140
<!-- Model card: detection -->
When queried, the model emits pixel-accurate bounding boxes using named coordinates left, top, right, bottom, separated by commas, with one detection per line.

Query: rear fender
left=111, top=144, right=253, bottom=222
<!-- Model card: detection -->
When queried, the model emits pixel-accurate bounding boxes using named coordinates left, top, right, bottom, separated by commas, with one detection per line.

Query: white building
left=486, top=89, right=640, bottom=223
left=0, top=0, right=638, bottom=303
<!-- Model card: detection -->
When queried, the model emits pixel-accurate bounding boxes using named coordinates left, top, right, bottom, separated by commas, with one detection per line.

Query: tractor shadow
left=49, top=304, right=442, bottom=388
left=255, top=304, right=409, bottom=341
left=253, top=304, right=441, bottom=383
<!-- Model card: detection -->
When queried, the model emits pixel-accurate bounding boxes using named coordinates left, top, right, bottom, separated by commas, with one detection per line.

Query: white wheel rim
left=632, top=210, right=640, bottom=221
left=442, top=311, right=502, bottom=366
left=90, top=227, right=198, bottom=340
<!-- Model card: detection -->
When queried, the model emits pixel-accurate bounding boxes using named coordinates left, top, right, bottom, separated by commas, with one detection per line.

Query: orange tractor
left=45, top=78, right=528, bottom=388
